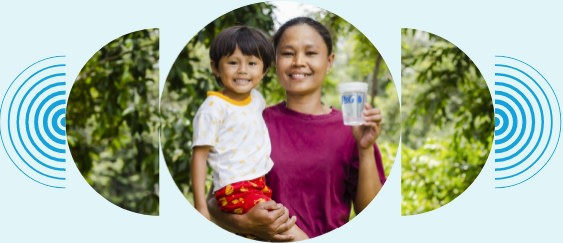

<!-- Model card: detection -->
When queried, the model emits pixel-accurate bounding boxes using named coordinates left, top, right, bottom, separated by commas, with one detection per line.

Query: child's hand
left=352, top=103, right=382, bottom=149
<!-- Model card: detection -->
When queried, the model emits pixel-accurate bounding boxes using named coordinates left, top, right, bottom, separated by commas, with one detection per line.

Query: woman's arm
left=354, top=146, right=382, bottom=213
left=207, top=196, right=297, bottom=241
left=191, top=146, right=212, bottom=220
left=352, top=104, right=384, bottom=213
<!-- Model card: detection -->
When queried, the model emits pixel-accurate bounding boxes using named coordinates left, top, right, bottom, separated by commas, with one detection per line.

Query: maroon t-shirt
left=263, top=102, right=386, bottom=238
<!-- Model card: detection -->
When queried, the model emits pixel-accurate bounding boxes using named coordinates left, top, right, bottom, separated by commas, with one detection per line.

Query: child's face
left=275, top=24, right=334, bottom=97
left=212, top=47, right=265, bottom=101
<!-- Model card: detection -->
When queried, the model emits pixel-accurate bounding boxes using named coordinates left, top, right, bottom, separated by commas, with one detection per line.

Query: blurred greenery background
left=401, top=29, right=494, bottom=215
left=67, top=29, right=160, bottom=215
left=66, top=2, right=492, bottom=217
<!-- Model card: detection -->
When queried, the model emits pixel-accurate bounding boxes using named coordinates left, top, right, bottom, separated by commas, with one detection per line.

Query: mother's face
left=275, top=24, right=334, bottom=96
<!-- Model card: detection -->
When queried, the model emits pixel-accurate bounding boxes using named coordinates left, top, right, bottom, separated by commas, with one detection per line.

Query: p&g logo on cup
left=342, top=95, right=361, bottom=104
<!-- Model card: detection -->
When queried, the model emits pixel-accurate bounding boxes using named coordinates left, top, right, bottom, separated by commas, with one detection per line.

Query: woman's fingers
left=260, top=200, right=282, bottom=210
left=270, top=214, right=297, bottom=242
left=363, top=105, right=382, bottom=123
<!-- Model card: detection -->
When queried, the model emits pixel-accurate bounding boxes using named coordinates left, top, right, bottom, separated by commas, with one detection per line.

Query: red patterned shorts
left=214, top=176, right=272, bottom=214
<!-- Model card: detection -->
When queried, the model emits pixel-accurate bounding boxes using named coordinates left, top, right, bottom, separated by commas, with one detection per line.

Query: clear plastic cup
left=338, top=82, right=368, bottom=126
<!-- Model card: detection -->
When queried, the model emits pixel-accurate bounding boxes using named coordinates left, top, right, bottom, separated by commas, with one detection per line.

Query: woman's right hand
left=208, top=197, right=296, bottom=241
left=243, top=200, right=297, bottom=241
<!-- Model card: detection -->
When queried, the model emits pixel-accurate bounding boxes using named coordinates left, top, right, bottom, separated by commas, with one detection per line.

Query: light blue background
left=1, top=0, right=561, bottom=242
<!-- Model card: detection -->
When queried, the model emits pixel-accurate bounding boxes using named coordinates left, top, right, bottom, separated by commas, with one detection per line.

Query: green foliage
left=401, top=29, right=494, bottom=215
left=401, top=138, right=489, bottom=214
left=67, top=29, right=159, bottom=215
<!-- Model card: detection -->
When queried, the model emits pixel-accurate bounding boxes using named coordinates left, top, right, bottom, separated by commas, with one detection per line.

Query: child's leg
left=218, top=177, right=307, bottom=240
left=282, top=224, right=309, bottom=241
left=216, top=177, right=272, bottom=214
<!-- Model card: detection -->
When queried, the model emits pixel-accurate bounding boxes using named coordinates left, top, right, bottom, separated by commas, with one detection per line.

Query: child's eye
left=281, top=52, right=294, bottom=56
left=306, top=51, right=317, bottom=56
left=227, top=61, right=238, bottom=65
left=249, top=62, right=257, bottom=66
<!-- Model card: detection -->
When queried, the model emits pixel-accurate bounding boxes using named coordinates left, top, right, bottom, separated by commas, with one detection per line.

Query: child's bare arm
left=191, top=146, right=212, bottom=220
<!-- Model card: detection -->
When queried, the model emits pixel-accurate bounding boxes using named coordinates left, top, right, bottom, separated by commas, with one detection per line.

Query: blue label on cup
left=342, top=95, right=362, bottom=104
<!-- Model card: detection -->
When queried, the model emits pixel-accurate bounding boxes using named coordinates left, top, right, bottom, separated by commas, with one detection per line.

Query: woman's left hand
left=352, top=103, right=382, bottom=149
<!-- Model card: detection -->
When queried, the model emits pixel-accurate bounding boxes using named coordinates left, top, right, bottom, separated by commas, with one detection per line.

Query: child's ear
left=259, top=68, right=268, bottom=80
left=210, top=61, right=219, bottom=76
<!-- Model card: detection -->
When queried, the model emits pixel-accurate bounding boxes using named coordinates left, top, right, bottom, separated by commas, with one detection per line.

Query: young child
left=190, top=25, right=308, bottom=241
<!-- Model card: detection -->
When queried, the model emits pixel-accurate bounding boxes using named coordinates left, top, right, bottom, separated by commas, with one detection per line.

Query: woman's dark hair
left=209, top=25, right=275, bottom=84
left=272, top=17, right=333, bottom=55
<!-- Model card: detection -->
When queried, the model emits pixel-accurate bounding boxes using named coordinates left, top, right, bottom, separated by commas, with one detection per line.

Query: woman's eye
left=281, top=52, right=294, bottom=56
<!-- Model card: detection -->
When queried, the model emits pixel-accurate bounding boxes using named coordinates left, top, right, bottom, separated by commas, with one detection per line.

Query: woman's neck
left=285, top=92, right=330, bottom=115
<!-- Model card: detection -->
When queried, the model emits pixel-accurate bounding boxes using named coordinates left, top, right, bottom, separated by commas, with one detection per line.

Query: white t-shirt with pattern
left=192, top=89, right=274, bottom=192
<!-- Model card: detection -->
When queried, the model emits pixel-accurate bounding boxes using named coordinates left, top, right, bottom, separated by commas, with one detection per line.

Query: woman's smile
left=288, top=72, right=312, bottom=80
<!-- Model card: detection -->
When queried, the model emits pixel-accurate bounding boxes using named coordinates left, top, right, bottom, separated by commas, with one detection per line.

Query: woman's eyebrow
left=277, top=44, right=293, bottom=49
left=303, top=44, right=317, bottom=49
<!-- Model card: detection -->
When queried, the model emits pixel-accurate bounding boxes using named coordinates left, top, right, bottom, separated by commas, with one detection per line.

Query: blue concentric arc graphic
left=494, top=55, right=561, bottom=189
left=1, top=56, right=67, bottom=188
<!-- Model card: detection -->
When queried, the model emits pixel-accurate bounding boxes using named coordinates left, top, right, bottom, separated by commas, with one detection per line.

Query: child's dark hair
left=209, top=26, right=274, bottom=84
left=273, top=17, right=333, bottom=55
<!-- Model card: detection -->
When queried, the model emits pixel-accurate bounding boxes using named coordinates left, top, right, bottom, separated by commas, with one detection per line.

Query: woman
left=208, top=17, right=386, bottom=241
